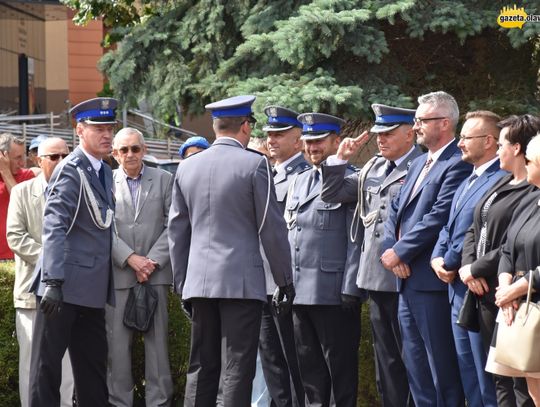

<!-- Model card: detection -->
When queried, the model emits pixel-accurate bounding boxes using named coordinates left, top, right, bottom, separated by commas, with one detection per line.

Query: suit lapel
left=397, top=155, right=426, bottom=215
left=31, top=175, right=45, bottom=212
left=115, top=172, right=136, bottom=218
left=135, top=170, right=153, bottom=220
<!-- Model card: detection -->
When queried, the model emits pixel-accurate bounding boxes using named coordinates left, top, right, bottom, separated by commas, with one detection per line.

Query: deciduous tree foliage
left=63, top=0, right=539, bottom=128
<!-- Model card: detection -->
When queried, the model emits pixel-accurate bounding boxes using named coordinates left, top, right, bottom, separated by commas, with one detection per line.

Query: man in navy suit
left=431, top=111, right=505, bottom=406
left=381, top=91, right=471, bottom=406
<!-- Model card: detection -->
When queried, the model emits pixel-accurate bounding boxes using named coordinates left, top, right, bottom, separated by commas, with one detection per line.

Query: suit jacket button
left=380, top=204, right=386, bottom=209
left=295, top=266, right=300, bottom=271
left=295, top=247, right=299, bottom=251
left=297, top=227, right=301, bottom=231
left=378, top=218, right=383, bottom=223
left=374, top=232, right=380, bottom=237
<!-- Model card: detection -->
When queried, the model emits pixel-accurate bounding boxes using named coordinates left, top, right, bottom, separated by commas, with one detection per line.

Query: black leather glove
left=341, top=293, right=360, bottom=312
left=40, top=279, right=64, bottom=316
left=181, top=300, right=193, bottom=320
left=272, top=283, right=296, bottom=315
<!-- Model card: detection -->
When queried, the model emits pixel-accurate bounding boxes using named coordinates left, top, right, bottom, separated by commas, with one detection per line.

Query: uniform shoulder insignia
left=67, top=156, right=81, bottom=167
left=298, top=166, right=312, bottom=175
left=245, top=147, right=264, bottom=156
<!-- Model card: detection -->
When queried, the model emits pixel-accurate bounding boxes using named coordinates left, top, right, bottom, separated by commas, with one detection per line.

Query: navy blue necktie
left=385, top=161, right=396, bottom=177
left=98, top=164, right=106, bottom=190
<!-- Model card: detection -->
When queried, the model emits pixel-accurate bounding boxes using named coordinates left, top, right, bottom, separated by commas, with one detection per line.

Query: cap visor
left=301, top=132, right=330, bottom=140
left=370, top=123, right=399, bottom=133
left=263, top=124, right=294, bottom=132
left=83, top=119, right=118, bottom=125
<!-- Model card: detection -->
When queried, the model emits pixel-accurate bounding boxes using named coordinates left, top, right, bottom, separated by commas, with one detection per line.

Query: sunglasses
left=117, top=145, right=143, bottom=154
left=40, top=153, right=69, bottom=161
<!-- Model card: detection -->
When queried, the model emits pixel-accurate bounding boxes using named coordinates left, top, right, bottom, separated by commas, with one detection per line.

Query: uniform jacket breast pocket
left=65, top=252, right=95, bottom=268
left=365, top=184, right=381, bottom=206
left=320, top=259, right=345, bottom=273
left=315, top=201, right=342, bottom=230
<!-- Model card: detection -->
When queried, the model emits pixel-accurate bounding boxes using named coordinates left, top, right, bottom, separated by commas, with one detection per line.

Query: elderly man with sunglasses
left=7, top=137, right=73, bottom=407
left=107, top=127, right=174, bottom=407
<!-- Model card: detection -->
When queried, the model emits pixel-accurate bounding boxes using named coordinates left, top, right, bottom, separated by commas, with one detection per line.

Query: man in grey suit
left=321, top=104, right=421, bottom=407
left=259, top=106, right=308, bottom=407
left=7, top=137, right=74, bottom=407
left=29, top=97, right=117, bottom=407
left=285, top=112, right=364, bottom=406
left=168, top=95, right=295, bottom=407
left=107, top=127, right=174, bottom=406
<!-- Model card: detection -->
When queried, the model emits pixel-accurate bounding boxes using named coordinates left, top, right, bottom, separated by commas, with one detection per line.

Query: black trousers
left=29, top=302, right=108, bottom=407
left=184, top=298, right=263, bottom=407
left=369, top=291, right=414, bottom=407
left=479, top=299, right=534, bottom=407
left=292, top=304, right=361, bottom=407
left=259, top=296, right=305, bottom=407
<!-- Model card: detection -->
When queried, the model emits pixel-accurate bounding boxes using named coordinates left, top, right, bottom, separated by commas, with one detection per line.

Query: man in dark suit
left=285, top=112, right=363, bottom=406
left=168, top=95, right=295, bottom=407
left=381, top=91, right=471, bottom=406
left=321, top=104, right=421, bottom=407
left=431, top=111, right=505, bottom=406
left=29, top=97, right=117, bottom=407
left=259, top=105, right=308, bottom=407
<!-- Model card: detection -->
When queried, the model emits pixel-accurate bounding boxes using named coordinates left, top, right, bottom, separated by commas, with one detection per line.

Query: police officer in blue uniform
left=29, top=97, right=116, bottom=407
left=259, top=106, right=308, bottom=407
left=321, top=104, right=421, bottom=407
left=285, top=112, right=363, bottom=406
left=168, top=95, right=295, bottom=407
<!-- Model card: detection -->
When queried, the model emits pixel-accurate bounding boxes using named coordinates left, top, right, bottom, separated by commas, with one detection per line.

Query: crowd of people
left=1, top=90, right=540, bottom=407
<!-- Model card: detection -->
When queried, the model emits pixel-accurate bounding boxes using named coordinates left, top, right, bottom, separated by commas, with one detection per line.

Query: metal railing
left=0, top=111, right=190, bottom=158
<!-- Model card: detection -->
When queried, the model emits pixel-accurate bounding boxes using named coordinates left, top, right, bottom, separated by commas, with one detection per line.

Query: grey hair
left=37, top=137, right=68, bottom=156
left=418, top=91, right=459, bottom=129
left=113, top=127, right=145, bottom=147
left=0, top=133, right=24, bottom=152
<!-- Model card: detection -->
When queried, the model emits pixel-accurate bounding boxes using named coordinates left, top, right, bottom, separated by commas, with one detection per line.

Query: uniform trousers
left=368, top=291, right=413, bottom=407
left=16, top=308, right=74, bottom=407
left=259, top=296, right=305, bottom=407
left=398, top=286, right=464, bottom=407
left=29, top=301, right=108, bottom=407
left=184, top=298, right=263, bottom=407
left=105, top=285, right=173, bottom=407
left=292, top=304, right=361, bottom=407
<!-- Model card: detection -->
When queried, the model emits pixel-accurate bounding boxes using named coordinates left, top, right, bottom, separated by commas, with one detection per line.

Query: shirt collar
left=394, top=146, right=417, bottom=167
left=218, top=136, right=245, bottom=148
left=121, top=164, right=145, bottom=180
left=428, top=138, right=455, bottom=164
left=79, top=145, right=103, bottom=173
left=473, top=156, right=498, bottom=178
left=275, top=152, right=303, bottom=174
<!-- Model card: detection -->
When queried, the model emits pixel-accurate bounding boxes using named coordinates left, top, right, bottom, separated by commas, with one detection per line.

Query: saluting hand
left=336, top=131, right=370, bottom=161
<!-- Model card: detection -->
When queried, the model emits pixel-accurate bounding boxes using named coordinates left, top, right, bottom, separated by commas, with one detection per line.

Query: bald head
left=37, top=137, right=69, bottom=182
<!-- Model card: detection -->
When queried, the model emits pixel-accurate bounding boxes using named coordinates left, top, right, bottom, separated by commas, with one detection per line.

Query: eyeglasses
left=413, top=117, right=446, bottom=125
left=40, top=153, right=69, bottom=161
left=117, top=145, right=143, bottom=154
left=459, top=134, right=489, bottom=141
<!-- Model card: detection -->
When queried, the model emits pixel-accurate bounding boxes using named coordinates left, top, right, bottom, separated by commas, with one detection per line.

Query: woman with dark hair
left=494, top=131, right=540, bottom=404
left=460, top=114, right=540, bottom=406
